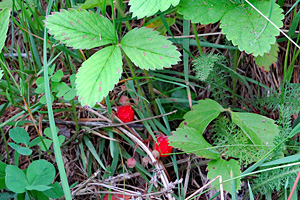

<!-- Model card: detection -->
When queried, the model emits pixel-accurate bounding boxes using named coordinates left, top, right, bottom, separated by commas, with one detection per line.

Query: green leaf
left=129, top=0, right=180, bottom=19
left=51, top=70, right=63, bottom=82
left=26, top=185, right=52, bottom=191
left=42, top=182, right=64, bottom=198
left=38, top=139, right=52, bottom=151
left=179, top=99, right=224, bottom=134
left=8, top=143, right=32, bottom=156
left=5, top=165, right=29, bottom=193
left=169, top=126, right=220, bottom=159
left=220, top=1, right=284, bottom=56
left=45, top=9, right=116, bottom=49
left=0, top=8, right=10, bottom=52
left=75, top=45, right=122, bottom=107
left=44, top=127, right=58, bottom=139
left=254, top=43, right=279, bottom=71
left=178, top=0, right=235, bottom=24
left=80, top=0, right=111, bottom=9
left=145, top=17, right=176, bottom=35
left=26, top=160, right=55, bottom=187
left=231, top=112, right=279, bottom=148
left=121, top=27, right=181, bottom=70
left=207, top=159, right=241, bottom=193
left=56, top=82, right=71, bottom=97
left=0, top=69, right=3, bottom=80
left=9, top=127, right=30, bottom=146
left=0, top=161, right=7, bottom=190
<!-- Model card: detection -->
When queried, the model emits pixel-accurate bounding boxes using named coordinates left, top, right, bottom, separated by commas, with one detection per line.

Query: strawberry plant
left=116, top=105, right=135, bottom=123
left=154, top=135, right=173, bottom=157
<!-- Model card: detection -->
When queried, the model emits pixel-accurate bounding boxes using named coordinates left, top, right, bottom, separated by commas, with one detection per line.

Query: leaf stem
left=192, top=23, right=203, bottom=55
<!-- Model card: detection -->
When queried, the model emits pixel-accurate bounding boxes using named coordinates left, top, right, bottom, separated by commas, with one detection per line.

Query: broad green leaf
left=51, top=70, right=63, bottom=82
left=179, top=99, right=224, bottom=134
left=43, top=182, right=64, bottom=199
left=121, top=28, right=181, bottom=70
left=45, top=9, right=116, bottom=49
left=38, top=139, right=52, bottom=151
left=0, top=161, right=7, bottom=190
left=26, top=185, right=52, bottom=191
left=231, top=112, right=279, bottom=148
left=8, top=143, right=32, bottom=156
left=169, top=127, right=220, bottom=159
left=207, top=159, right=241, bottom=193
left=76, top=45, right=122, bottom=107
left=129, top=0, right=180, bottom=19
left=254, top=43, right=279, bottom=71
left=9, top=127, right=30, bottom=146
left=26, top=160, right=55, bottom=187
left=80, top=0, right=111, bottom=9
left=0, top=8, right=11, bottom=52
left=56, top=82, right=71, bottom=97
left=220, top=1, right=284, bottom=56
left=178, top=0, right=235, bottom=24
left=5, top=165, right=29, bottom=193
left=44, top=127, right=58, bottom=139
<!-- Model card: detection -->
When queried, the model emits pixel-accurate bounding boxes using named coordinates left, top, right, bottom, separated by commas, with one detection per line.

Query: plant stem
left=192, top=23, right=203, bottom=55
left=232, top=49, right=239, bottom=106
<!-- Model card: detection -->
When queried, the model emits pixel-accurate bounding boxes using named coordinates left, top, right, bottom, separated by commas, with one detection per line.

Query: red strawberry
left=116, top=105, right=134, bottom=123
left=126, top=157, right=136, bottom=168
left=154, top=135, right=173, bottom=157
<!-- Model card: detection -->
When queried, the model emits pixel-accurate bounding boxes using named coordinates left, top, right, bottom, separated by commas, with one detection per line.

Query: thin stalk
left=232, top=50, right=239, bottom=106
left=43, top=0, right=72, bottom=199
left=192, top=23, right=203, bottom=55
left=70, top=99, right=79, bottom=133
left=183, top=19, right=192, bottom=109
left=144, top=70, right=159, bottom=115
left=0, top=128, right=9, bottom=162
left=115, top=0, right=131, bottom=31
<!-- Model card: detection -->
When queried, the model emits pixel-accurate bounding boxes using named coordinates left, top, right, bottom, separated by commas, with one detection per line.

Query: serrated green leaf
left=45, top=9, right=116, bottom=49
left=80, top=0, right=111, bottom=9
left=220, top=1, right=283, bottom=56
left=179, top=99, right=224, bottom=134
left=254, top=43, right=279, bottom=71
left=9, top=127, right=30, bottom=146
left=76, top=45, right=122, bottom=107
left=178, top=0, right=235, bottom=24
left=231, top=112, right=279, bottom=148
left=169, top=126, right=220, bottom=159
left=207, top=159, right=241, bottom=193
left=8, top=143, right=32, bottom=156
left=26, top=160, right=55, bottom=187
left=129, top=0, right=179, bottom=19
left=0, top=8, right=11, bottom=52
left=121, top=28, right=181, bottom=70
left=5, top=165, right=29, bottom=193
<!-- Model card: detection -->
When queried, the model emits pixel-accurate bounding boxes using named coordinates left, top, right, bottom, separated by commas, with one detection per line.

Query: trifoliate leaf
left=169, top=126, right=220, bottom=159
left=177, top=0, right=235, bottom=24
left=231, top=112, right=279, bottom=148
left=207, top=159, right=241, bottom=193
left=121, top=27, right=181, bottom=70
left=0, top=8, right=10, bottom=52
left=75, top=46, right=122, bottom=107
left=179, top=99, right=224, bottom=134
left=254, top=43, right=279, bottom=71
left=129, top=0, right=180, bottom=19
left=45, top=9, right=116, bottom=49
left=220, top=1, right=283, bottom=56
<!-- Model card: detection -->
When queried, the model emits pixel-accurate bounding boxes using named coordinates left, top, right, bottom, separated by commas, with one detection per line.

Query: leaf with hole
left=220, top=1, right=283, bottom=56
left=76, top=45, right=123, bottom=107
left=129, top=0, right=180, bottom=19
left=179, top=99, right=224, bottom=134
left=231, top=112, right=279, bottom=148
left=121, top=28, right=181, bottom=70
left=45, top=9, right=117, bottom=49
left=169, top=126, right=220, bottom=159
left=207, top=159, right=241, bottom=193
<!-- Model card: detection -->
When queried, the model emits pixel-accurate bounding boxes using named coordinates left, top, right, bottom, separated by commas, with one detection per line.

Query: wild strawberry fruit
left=154, top=135, right=173, bottom=157
left=127, top=157, right=136, bottom=168
left=116, top=105, right=134, bottom=123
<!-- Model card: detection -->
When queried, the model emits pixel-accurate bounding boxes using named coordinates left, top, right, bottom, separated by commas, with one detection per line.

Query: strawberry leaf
left=169, top=126, right=220, bottom=159
left=220, top=1, right=283, bottom=56
left=231, top=112, right=279, bottom=148
left=75, top=46, right=122, bottom=107
left=121, top=27, right=181, bottom=70
left=45, top=9, right=116, bottom=49
left=254, top=43, right=279, bottom=71
left=207, top=159, right=241, bottom=193
left=177, top=0, right=235, bottom=24
left=129, top=0, right=180, bottom=19
left=179, top=99, right=224, bottom=134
